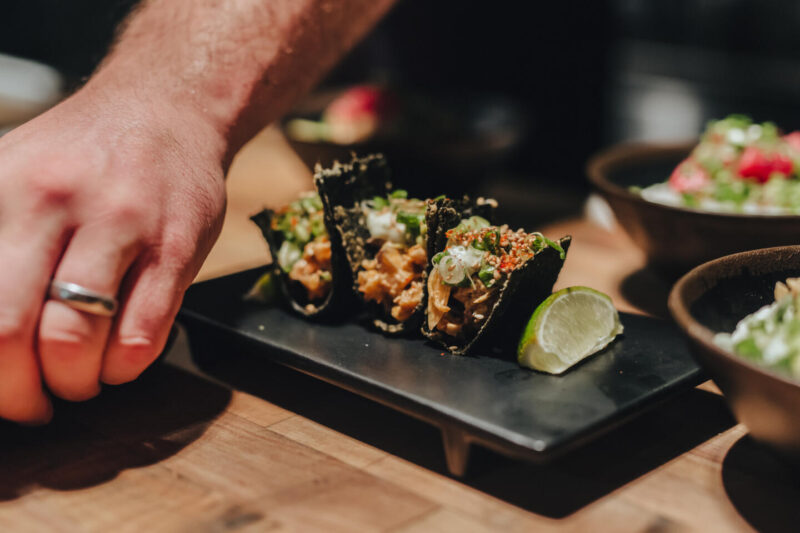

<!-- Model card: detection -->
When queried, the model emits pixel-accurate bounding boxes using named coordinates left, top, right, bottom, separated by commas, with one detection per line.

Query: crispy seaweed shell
left=422, top=202, right=571, bottom=355
left=250, top=206, right=353, bottom=319
left=315, top=154, right=417, bottom=333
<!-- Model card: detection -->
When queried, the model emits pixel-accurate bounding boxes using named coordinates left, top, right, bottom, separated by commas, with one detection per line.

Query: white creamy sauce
left=366, top=209, right=408, bottom=244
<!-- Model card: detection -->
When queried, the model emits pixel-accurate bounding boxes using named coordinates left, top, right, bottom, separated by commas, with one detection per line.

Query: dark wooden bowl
left=668, top=246, right=800, bottom=462
left=587, top=142, right=800, bottom=276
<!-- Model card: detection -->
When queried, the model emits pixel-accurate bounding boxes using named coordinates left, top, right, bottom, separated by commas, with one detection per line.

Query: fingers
left=0, top=222, right=66, bottom=424
left=100, top=257, right=186, bottom=385
left=38, top=225, right=141, bottom=402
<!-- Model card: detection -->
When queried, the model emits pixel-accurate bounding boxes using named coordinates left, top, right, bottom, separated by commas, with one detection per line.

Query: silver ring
left=48, top=280, right=118, bottom=317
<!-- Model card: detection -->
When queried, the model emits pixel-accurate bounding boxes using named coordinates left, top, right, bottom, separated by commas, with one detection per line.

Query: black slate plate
left=179, top=267, right=704, bottom=476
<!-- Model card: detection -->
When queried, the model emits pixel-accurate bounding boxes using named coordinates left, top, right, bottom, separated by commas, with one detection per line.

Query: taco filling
left=356, top=190, right=428, bottom=322
left=427, top=216, right=566, bottom=341
left=271, top=192, right=332, bottom=302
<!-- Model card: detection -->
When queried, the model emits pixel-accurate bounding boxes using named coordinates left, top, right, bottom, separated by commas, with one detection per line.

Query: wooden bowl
left=587, top=143, right=800, bottom=276
left=668, top=246, right=800, bottom=462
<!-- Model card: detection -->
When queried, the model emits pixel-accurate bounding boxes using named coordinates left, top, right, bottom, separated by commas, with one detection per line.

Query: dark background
left=3, top=0, right=800, bottom=221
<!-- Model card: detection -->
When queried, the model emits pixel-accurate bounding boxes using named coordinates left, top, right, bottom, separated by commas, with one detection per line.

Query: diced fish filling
left=357, top=242, right=427, bottom=322
left=288, top=236, right=332, bottom=301
left=427, top=268, right=499, bottom=339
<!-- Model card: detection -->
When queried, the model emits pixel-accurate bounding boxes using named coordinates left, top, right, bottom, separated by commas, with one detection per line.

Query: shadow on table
left=619, top=266, right=674, bottom=319
left=194, top=344, right=736, bottom=519
left=722, top=435, right=800, bottom=532
left=0, top=362, right=231, bottom=502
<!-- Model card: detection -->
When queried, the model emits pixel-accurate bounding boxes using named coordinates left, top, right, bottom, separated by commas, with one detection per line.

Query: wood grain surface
left=0, top=127, right=796, bottom=532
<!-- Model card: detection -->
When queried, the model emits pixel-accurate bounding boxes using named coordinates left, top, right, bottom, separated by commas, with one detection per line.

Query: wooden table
left=1, top=129, right=798, bottom=532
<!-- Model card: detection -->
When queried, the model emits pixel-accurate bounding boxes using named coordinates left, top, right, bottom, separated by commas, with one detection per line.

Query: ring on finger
left=48, top=280, right=118, bottom=317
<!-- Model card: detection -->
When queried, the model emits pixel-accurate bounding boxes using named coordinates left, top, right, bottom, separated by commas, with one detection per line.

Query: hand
left=0, top=84, right=227, bottom=423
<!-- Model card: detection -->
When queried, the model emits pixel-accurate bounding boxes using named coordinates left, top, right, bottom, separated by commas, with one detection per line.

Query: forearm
left=87, top=0, right=395, bottom=166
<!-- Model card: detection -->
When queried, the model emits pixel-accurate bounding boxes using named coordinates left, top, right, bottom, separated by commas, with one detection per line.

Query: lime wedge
left=244, top=271, right=279, bottom=304
left=517, top=286, right=623, bottom=374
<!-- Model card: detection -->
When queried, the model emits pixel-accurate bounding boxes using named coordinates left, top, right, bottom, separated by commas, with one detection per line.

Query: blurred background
left=3, top=0, right=800, bottom=226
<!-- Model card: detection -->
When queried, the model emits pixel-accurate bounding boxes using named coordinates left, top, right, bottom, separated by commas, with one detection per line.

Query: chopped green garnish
left=372, top=196, right=389, bottom=208
left=390, top=189, right=408, bottom=199
left=272, top=192, right=327, bottom=271
left=478, top=263, right=496, bottom=287
left=483, top=229, right=500, bottom=253
left=681, top=193, right=699, bottom=208
left=397, top=211, right=423, bottom=230
left=311, top=216, right=326, bottom=237
left=734, top=338, right=762, bottom=360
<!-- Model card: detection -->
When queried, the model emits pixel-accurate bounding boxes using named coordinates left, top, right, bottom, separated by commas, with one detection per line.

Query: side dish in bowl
left=588, top=117, right=800, bottom=274
left=669, top=246, right=800, bottom=462
left=714, top=277, right=800, bottom=380
left=636, top=115, right=800, bottom=215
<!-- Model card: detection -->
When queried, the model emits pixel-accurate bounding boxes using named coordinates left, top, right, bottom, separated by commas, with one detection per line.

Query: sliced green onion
left=372, top=196, right=389, bottom=209
left=390, top=189, right=408, bottom=199
left=311, top=216, right=326, bottom=237
left=471, top=239, right=486, bottom=251
left=531, top=233, right=565, bottom=260
left=432, top=251, right=446, bottom=264
left=439, top=255, right=465, bottom=285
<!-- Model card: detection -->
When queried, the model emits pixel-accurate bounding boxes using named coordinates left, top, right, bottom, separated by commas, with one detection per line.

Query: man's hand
left=0, top=86, right=227, bottom=423
left=0, top=0, right=395, bottom=424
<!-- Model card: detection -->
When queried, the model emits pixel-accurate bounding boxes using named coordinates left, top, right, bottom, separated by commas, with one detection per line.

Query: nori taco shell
left=422, top=200, right=571, bottom=355
left=250, top=204, right=354, bottom=319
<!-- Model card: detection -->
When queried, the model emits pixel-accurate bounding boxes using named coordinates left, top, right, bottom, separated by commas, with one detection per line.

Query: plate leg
left=441, top=426, right=471, bottom=477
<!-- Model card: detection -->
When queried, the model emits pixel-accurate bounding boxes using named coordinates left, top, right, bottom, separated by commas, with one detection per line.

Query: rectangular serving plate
left=179, top=267, right=704, bottom=475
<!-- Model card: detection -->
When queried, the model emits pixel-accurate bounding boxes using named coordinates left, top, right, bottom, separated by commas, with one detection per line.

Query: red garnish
left=738, top=146, right=792, bottom=183
left=668, top=158, right=710, bottom=193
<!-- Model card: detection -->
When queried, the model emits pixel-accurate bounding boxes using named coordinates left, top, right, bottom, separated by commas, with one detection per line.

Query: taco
left=315, top=154, right=425, bottom=333
left=250, top=190, right=352, bottom=318
left=423, top=199, right=571, bottom=355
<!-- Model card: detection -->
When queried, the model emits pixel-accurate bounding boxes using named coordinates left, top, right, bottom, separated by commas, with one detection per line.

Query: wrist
left=77, top=68, right=232, bottom=170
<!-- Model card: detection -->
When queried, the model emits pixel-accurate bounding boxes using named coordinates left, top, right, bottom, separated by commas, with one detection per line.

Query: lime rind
left=517, top=286, right=623, bottom=374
